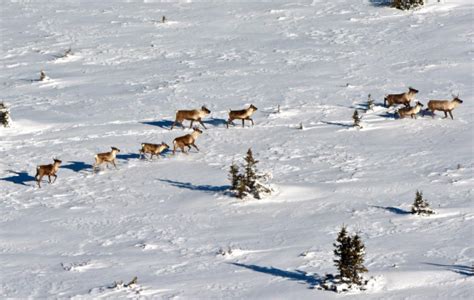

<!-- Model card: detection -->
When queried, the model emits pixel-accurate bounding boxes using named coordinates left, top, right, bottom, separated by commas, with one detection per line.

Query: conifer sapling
left=411, top=190, right=434, bottom=215
left=366, top=94, right=374, bottom=111
left=236, top=175, right=247, bottom=199
left=333, top=226, right=368, bottom=286
left=244, top=148, right=259, bottom=197
left=0, top=102, right=11, bottom=128
left=229, top=163, right=240, bottom=191
left=352, top=110, right=362, bottom=128
left=228, top=148, right=271, bottom=200
left=333, top=226, right=351, bottom=282
left=349, top=234, right=368, bottom=285
left=40, top=70, right=46, bottom=81
left=393, top=0, right=424, bottom=10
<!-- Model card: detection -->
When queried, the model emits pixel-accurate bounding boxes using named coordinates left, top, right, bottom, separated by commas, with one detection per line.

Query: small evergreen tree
left=236, top=175, right=247, bottom=199
left=366, top=94, right=374, bottom=111
left=333, top=226, right=351, bottom=282
left=64, top=48, right=72, bottom=57
left=393, top=0, right=424, bottom=10
left=333, top=226, right=368, bottom=286
left=0, top=102, right=11, bottom=128
left=411, top=190, right=434, bottom=215
left=349, top=234, right=368, bottom=285
left=39, top=70, right=46, bottom=81
left=352, top=110, right=362, bottom=128
left=228, top=148, right=271, bottom=200
left=229, top=163, right=240, bottom=190
left=244, top=148, right=259, bottom=198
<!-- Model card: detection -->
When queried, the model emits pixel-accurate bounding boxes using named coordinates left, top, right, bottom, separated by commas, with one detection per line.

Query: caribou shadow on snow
left=372, top=205, right=411, bottom=215
left=230, top=263, right=322, bottom=289
left=422, top=109, right=435, bottom=118
left=378, top=111, right=397, bottom=119
left=203, top=117, right=228, bottom=127
left=355, top=102, right=384, bottom=111
left=116, top=153, right=141, bottom=161
left=424, top=263, right=474, bottom=276
left=141, top=120, right=174, bottom=129
left=0, top=171, right=35, bottom=186
left=61, top=161, right=93, bottom=172
left=159, top=179, right=230, bottom=194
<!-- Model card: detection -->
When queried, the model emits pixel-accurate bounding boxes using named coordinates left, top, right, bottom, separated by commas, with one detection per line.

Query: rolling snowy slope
left=0, top=0, right=473, bottom=298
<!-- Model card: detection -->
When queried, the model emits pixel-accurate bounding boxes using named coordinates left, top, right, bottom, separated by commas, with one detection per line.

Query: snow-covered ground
left=1, top=0, right=473, bottom=298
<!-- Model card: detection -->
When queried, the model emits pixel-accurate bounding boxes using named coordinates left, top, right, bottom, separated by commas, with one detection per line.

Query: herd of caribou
left=386, top=87, right=463, bottom=119
left=34, top=104, right=258, bottom=187
left=34, top=90, right=462, bottom=188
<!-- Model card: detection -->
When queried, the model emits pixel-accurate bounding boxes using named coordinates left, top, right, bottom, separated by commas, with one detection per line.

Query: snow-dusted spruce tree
left=366, top=94, right=374, bottom=112
left=352, top=110, right=362, bottom=128
left=64, top=48, right=72, bottom=57
left=243, top=148, right=271, bottom=199
left=333, top=226, right=368, bottom=286
left=393, top=0, right=424, bottom=10
left=333, top=226, right=351, bottom=282
left=411, top=190, right=434, bottom=215
left=229, top=163, right=240, bottom=191
left=0, top=102, right=11, bottom=127
left=349, top=234, right=368, bottom=285
left=228, top=149, right=271, bottom=200
left=243, top=148, right=259, bottom=198
left=236, top=175, right=247, bottom=199
left=39, top=70, right=46, bottom=81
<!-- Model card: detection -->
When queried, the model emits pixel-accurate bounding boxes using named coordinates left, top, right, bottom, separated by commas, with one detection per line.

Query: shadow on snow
left=116, top=153, right=141, bottom=161
left=424, top=263, right=474, bottom=276
left=158, top=179, right=230, bottom=194
left=0, top=170, right=35, bottom=186
left=378, top=111, right=397, bottom=119
left=141, top=120, right=174, bottom=130
left=203, top=117, right=228, bottom=127
left=230, top=262, right=322, bottom=289
left=320, top=120, right=353, bottom=128
left=61, top=161, right=93, bottom=172
left=372, top=205, right=411, bottom=215
left=141, top=118, right=228, bottom=130
left=368, top=0, right=392, bottom=6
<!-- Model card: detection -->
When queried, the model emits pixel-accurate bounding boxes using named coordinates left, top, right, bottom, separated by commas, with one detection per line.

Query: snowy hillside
left=1, top=0, right=473, bottom=298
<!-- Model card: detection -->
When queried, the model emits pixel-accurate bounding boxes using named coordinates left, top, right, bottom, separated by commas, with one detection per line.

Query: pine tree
left=229, top=163, right=240, bottom=190
left=333, top=226, right=368, bottom=286
left=236, top=175, right=247, bottom=199
left=244, top=148, right=259, bottom=198
left=0, top=102, right=11, bottom=128
left=366, top=94, right=374, bottom=111
left=348, top=234, right=368, bottom=285
left=393, top=0, right=424, bottom=10
left=40, top=70, right=46, bottom=81
left=411, top=190, right=434, bottom=215
left=352, top=110, right=362, bottom=128
left=228, top=148, right=271, bottom=200
left=64, top=48, right=72, bottom=57
left=333, top=226, right=351, bottom=282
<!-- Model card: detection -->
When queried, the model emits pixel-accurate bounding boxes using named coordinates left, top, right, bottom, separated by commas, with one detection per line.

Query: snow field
left=1, top=0, right=473, bottom=298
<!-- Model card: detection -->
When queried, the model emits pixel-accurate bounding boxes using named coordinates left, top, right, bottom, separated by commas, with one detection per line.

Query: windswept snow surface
left=1, top=0, right=473, bottom=298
